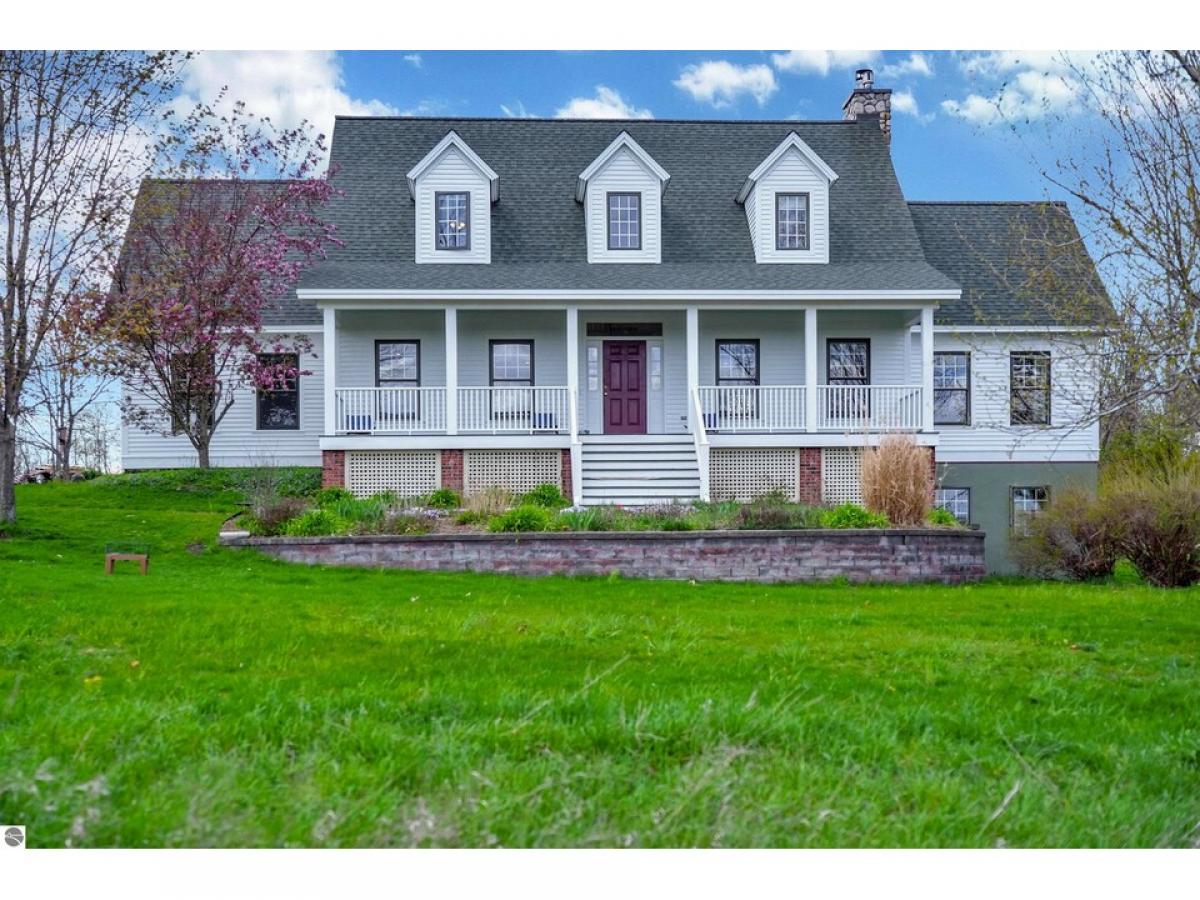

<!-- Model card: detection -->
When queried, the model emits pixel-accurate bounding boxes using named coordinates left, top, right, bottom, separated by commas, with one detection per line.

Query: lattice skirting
left=463, top=449, right=562, bottom=496
left=822, top=447, right=863, bottom=505
left=709, top=448, right=800, bottom=502
left=345, top=450, right=440, bottom=498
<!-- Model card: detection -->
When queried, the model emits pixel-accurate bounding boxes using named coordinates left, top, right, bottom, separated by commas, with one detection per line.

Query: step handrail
left=689, top=388, right=711, bottom=502
left=568, top=388, right=583, bottom=507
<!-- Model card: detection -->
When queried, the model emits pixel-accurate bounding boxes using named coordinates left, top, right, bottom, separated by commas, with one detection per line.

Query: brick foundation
left=321, top=450, right=345, bottom=488
left=927, top=445, right=938, bottom=500
left=222, top=528, right=986, bottom=585
left=440, top=449, right=464, bottom=493
left=561, top=449, right=574, bottom=501
left=798, top=448, right=822, bottom=504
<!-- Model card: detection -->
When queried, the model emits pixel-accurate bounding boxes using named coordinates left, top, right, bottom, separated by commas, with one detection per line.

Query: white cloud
left=771, top=50, right=879, bottom=76
left=398, top=99, right=452, bottom=117
left=880, top=52, right=933, bottom=79
left=891, top=89, right=934, bottom=123
left=554, top=85, right=652, bottom=119
left=403, top=54, right=423, bottom=69
left=500, top=100, right=538, bottom=119
left=942, top=55, right=1081, bottom=126
left=175, top=51, right=398, bottom=142
left=674, top=60, right=778, bottom=107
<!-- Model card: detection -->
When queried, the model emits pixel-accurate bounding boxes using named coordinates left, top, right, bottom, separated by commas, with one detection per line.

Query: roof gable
left=737, top=132, right=838, bottom=205
left=575, top=131, right=670, bottom=202
left=405, top=129, right=499, bottom=202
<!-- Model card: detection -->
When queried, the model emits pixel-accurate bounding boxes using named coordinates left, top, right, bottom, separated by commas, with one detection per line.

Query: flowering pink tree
left=106, top=101, right=339, bottom=468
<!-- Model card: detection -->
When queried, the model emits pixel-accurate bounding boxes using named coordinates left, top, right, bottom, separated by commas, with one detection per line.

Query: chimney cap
left=855, top=68, right=875, bottom=89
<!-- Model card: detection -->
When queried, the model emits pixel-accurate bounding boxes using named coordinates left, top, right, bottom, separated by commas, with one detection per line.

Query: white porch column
left=920, top=305, right=935, bottom=432
left=805, top=307, right=818, bottom=432
left=685, top=306, right=699, bottom=429
left=565, top=307, right=579, bottom=409
left=323, top=307, right=337, bottom=435
left=565, top=307, right=582, bottom=506
left=444, top=307, right=458, bottom=435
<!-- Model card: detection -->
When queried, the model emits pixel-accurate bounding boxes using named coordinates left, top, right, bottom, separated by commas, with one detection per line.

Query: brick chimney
left=843, top=68, right=892, bottom=143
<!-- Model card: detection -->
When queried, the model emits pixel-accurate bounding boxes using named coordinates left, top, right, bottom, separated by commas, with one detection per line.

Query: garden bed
left=219, top=527, right=986, bottom=584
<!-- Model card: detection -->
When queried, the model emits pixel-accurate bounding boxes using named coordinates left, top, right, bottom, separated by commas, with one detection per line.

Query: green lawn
left=1, top=476, right=1198, bottom=848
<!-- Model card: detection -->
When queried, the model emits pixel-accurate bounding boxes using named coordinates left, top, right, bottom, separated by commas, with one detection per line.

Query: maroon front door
left=603, top=340, right=647, bottom=434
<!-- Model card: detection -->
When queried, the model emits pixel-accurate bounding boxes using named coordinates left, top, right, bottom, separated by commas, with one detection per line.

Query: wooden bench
left=105, top=552, right=149, bottom=575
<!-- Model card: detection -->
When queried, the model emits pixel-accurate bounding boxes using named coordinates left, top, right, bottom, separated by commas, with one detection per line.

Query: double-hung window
left=256, top=353, right=300, bottom=431
left=775, top=192, right=810, bottom=251
left=934, top=487, right=971, bottom=524
left=934, top=351, right=970, bottom=425
left=826, top=339, right=870, bottom=420
left=606, top=192, right=641, bottom=250
left=490, top=340, right=534, bottom=420
left=435, top=191, right=470, bottom=250
left=1011, top=486, right=1049, bottom=534
left=376, top=341, right=420, bottom=421
left=715, top=340, right=760, bottom=421
left=1011, top=351, right=1051, bottom=425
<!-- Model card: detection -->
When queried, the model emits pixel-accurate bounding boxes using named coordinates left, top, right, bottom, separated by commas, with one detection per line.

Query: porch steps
left=579, top=438, right=702, bottom=507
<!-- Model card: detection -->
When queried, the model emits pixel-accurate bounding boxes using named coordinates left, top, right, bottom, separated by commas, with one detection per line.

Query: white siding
left=748, top=147, right=831, bottom=264
left=698, top=310, right=807, bottom=385
left=584, top=147, right=662, bottom=264
left=413, top=146, right=491, bottom=265
left=120, top=334, right=324, bottom=469
left=457, top=310, right=568, bottom=387
left=817, top=311, right=910, bottom=385
left=924, top=332, right=1101, bottom=462
left=336, top=311, right=446, bottom=388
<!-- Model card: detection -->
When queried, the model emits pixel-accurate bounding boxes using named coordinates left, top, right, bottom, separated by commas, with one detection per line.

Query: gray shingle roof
left=132, top=116, right=1107, bottom=329
left=908, top=201, right=1112, bottom=327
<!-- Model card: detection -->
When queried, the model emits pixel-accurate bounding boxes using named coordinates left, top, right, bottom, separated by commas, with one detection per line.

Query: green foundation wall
left=936, top=461, right=1099, bottom=574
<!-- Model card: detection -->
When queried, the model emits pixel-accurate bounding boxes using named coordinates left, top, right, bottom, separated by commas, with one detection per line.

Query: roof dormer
left=576, top=131, right=669, bottom=264
left=406, top=130, right=498, bottom=264
left=738, top=132, right=837, bottom=264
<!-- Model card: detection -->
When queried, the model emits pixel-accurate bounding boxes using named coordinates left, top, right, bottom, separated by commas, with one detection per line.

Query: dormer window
left=775, top=193, right=810, bottom=251
left=436, top=192, right=470, bottom=251
left=738, top=133, right=836, bottom=264
left=607, top=192, right=641, bottom=250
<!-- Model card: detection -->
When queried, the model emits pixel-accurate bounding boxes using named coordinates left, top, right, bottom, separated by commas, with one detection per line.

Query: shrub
left=454, top=509, right=486, bottom=526
left=1011, top=487, right=1119, bottom=581
left=926, top=506, right=962, bottom=528
left=247, top=495, right=308, bottom=536
left=315, top=486, right=355, bottom=509
left=734, top=495, right=821, bottom=530
left=487, top=504, right=554, bottom=533
left=426, top=487, right=462, bottom=510
left=1106, top=468, right=1200, bottom=588
left=465, top=486, right=514, bottom=519
left=861, top=435, right=932, bottom=526
left=522, top=483, right=569, bottom=509
left=282, top=508, right=347, bottom=537
left=631, top=503, right=695, bottom=531
left=384, top=509, right=437, bottom=535
left=821, top=504, right=889, bottom=529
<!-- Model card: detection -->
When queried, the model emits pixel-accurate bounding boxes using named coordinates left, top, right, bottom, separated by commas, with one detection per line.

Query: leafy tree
left=0, top=50, right=183, bottom=521
left=105, top=100, right=339, bottom=468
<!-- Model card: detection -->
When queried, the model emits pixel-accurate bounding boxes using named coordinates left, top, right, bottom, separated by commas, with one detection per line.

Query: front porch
left=320, top=304, right=938, bottom=441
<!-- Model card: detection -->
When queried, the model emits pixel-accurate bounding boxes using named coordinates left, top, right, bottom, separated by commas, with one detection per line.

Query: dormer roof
left=575, top=131, right=670, bottom=202
left=405, top=129, right=499, bottom=202
left=736, top=132, right=838, bottom=205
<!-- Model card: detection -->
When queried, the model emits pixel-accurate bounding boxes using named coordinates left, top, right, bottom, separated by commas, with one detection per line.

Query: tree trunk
left=0, top=421, right=17, bottom=524
left=197, top=439, right=210, bottom=469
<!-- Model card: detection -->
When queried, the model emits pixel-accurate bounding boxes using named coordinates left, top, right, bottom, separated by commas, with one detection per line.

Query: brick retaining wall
left=220, top=528, right=986, bottom=584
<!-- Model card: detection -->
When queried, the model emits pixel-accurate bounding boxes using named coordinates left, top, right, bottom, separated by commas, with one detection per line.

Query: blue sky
left=176, top=50, right=1084, bottom=202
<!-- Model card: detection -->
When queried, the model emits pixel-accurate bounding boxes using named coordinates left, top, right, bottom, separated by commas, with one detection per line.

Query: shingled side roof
left=908, top=201, right=1112, bottom=327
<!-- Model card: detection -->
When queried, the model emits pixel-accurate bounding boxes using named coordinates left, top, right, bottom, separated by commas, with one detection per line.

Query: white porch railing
left=335, top=387, right=446, bottom=434
left=458, top=386, right=570, bottom=434
left=817, top=385, right=924, bottom=431
left=689, top=388, right=711, bottom=501
left=697, top=385, right=807, bottom=433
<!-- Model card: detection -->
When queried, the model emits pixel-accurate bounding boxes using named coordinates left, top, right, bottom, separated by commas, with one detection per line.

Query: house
left=120, top=69, right=1111, bottom=572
